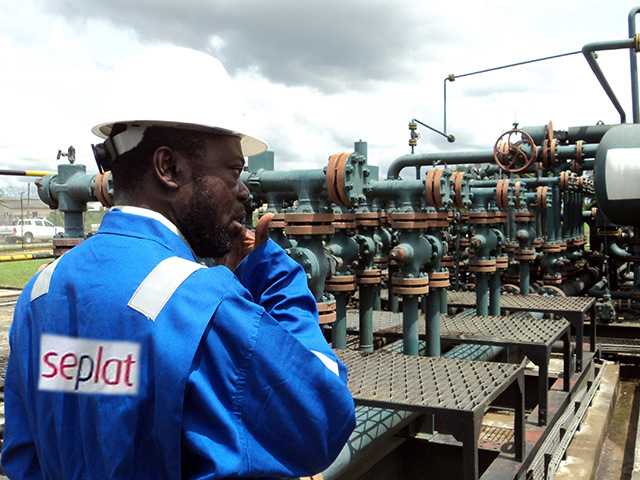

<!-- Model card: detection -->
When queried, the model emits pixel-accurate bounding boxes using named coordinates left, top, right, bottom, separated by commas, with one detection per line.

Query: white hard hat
left=91, top=46, right=267, bottom=159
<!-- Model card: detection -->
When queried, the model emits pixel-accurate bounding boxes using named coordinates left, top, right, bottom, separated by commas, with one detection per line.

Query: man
left=2, top=52, right=356, bottom=478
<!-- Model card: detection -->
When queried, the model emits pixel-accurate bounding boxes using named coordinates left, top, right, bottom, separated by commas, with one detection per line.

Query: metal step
left=344, top=310, right=571, bottom=425
left=335, top=348, right=525, bottom=480
left=446, top=291, right=596, bottom=372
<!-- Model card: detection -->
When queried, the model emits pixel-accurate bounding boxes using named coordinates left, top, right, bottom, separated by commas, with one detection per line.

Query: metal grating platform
left=335, top=348, right=525, bottom=480
left=446, top=291, right=596, bottom=372
left=440, top=315, right=567, bottom=347
left=344, top=310, right=570, bottom=425
left=346, top=310, right=568, bottom=347
left=446, top=291, right=593, bottom=313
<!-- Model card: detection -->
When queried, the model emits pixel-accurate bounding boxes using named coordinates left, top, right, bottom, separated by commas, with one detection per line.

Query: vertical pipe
left=554, top=186, right=562, bottom=242
left=373, top=286, right=382, bottom=311
left=389, top=267, right=399, bottom=312
left=633, top=227, right=640, bottom=298
left=489, top=271, right=501, bottom=316
left=476, top=273, right=489, bottom=316
left=425, top=291, right=441, bottom=357
left=403, top=295, right=420, bottom=356
left=547, top=190, right=556, bottom=243
left=332, top=293, right=348, bottom=349
left=63, top=212, right=85, bottom=239
left=629, top=7, right=640, bottom=123
left=520, top=262, right=531, bottom=295
left=440, top=288, right=448, bottom=315
left=354, top=140, right=368, bottom=159
left=359, top=285, right=375, bottom=353
left=454, top=230, right=462, bottom=290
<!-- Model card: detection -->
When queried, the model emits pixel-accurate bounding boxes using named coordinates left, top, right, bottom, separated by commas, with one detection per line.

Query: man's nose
left=238, top=179, right=250, bottom=201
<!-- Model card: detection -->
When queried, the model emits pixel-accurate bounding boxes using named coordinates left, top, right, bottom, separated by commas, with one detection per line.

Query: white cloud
left=1, top=0, right=640, bottom=194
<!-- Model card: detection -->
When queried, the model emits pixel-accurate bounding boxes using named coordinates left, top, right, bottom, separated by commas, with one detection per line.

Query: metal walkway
left=335, top=348, right=525, bottom=480
left=344, top=310, right=571, bottom=425
left=446, top=291, right=596, bottom=372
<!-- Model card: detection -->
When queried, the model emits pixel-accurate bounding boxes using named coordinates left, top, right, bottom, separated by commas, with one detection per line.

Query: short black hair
left=110, top=125, right=209, bottom=195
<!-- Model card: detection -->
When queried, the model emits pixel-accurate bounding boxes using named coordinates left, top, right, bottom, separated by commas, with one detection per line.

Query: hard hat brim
left=92, top=120, right=267, bottom=158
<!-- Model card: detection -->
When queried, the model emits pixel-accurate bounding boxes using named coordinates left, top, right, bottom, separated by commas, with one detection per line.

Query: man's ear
left=152, top=146, right=190, bottom=190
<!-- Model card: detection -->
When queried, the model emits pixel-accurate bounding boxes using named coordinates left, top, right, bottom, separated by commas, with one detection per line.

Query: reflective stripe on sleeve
left=128, top=257, right=205, bottom=321
left=31, top=258, right=61, bottom=301
left=311, top=350, right=340, bottom=377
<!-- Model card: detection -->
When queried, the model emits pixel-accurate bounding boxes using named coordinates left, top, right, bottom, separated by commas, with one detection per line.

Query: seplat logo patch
left=38, top=334, right=140, bottom=395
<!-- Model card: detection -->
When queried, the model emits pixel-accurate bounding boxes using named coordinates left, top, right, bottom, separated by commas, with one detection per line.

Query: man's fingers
left=254, top=212, right=274, bottom=248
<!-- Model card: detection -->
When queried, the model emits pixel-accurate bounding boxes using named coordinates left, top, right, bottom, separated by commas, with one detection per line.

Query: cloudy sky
left=1, top=0, right=639, bottom=192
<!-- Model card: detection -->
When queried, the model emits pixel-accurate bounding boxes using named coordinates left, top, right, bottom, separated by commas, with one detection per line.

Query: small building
left=0, top=197, right=53, bottom=226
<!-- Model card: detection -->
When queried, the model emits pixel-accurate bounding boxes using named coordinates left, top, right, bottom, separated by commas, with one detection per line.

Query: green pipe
left=359, top=285, right=375, bottom=353
left=476, top=272, right=489, bottom=316
left=489, top=272, right=501, bottom=316
left=520, top=261, right=531, bottom=295
left=332, top=293, right=348, bottom=350
left=425, top=290, right=441, bottom=357
left=373, top=287, right=382, bottom=310
left=440, top=288, right=448, bottom=315
left=387, top=150, right=495, bottom=180
left=630, top=7, right=640, bottom=122
left=402, top=295, right=420, bottom=356
left=582, top=38, right=636, bottom=123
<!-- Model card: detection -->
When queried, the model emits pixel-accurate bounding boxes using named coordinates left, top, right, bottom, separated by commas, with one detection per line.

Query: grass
left=0, top=254, right=52, bottom=289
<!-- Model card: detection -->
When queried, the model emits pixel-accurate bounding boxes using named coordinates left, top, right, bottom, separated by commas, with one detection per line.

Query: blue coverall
left=2, top=208, right=356, bottom=479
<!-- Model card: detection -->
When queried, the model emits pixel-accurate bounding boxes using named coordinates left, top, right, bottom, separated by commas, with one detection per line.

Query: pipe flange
left=284, top=213, right=335, bottom=236
left=317, top=300, right=337, bottom=324
left=268, top=213, right=286, bottom=229
left=540, top=243, right=562, bottom=252
left=496, top=179, right=510, bottom=210
left=493, top=211, right=508, bottom=224
left=391, top=276, right=429, bottom=295
left=514, top=249, right=536, bottom=261
left=53, top=238, right=84, bottom=257
left=355, top=269, right=382, bottom=285
left=94, top=172, right=114, bottom=208
left=468, top=211, right=492, bottom=224
left=560, top=171, right=570, bottom=191
left=332, top=213, right=357, bottom=230
left=536, top=186, right=548, bottom=209
left=373, top=256, right=389, bottom=269
left=495, top=255, right=509, bottom=269
left=326, top=153, right=353, bottom=207
left=426, top=211, right=451, bottom=228
left=324, top=275, right=357, bottom=292
left=469, top=258, right=497, bottom=273
left=355, top=212, right=383, bottom=227
left=514, top=211, right=536, bottom=222
left=451, top=171, right=466, bottom=208
left=441, top=255, right=455, bottom=267
left=429, top=271, right=450, bottom=288
left=425, top=168, right=444, bottom=208
left=389, top=212, right=430, bottom=229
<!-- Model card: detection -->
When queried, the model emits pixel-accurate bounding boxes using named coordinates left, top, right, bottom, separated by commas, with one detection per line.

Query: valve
left=493, top=129, right=537, bottom=173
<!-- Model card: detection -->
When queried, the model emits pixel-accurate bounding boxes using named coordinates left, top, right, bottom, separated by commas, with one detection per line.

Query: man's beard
left=177, top=175, right=235, bottom=259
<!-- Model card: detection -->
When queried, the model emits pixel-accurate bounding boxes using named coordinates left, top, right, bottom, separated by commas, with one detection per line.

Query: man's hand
left=216, top=213, right=274, bottom=270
